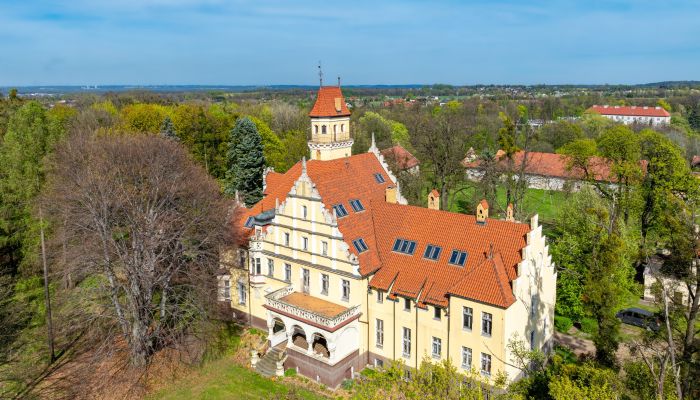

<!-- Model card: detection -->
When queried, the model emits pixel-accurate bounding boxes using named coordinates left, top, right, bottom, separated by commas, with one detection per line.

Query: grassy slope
left=449, top=186, right=570, bottom=223
left=148, top=358, right=328, bottom=400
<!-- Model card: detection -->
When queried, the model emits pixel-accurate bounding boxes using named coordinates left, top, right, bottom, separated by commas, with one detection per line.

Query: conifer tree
left=225, top=117, right=265, bottom=206
left=159, top=116, right=178, bottom=141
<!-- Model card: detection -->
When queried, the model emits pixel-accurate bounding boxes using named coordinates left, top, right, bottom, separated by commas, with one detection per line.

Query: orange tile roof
left=280, top=292, right=348, bottom=318
left=380, top=145, right=420, bottom=170
left=239, top=152, right=532, bottom=309
left=309, top=86, right=351, bottom=117
left=462, top=150, right=645, bottom=183
left=588, top=105, right=670, bottom=117
left=430, top=189, right=440, bottom=198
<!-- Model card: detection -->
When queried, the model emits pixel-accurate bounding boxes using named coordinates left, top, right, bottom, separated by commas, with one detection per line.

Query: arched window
left=314, top=125, right=318, bottom=134
left=333, top=125, right=337, bottom=134
left=322, top=125, right=327, bottom=134
left=341, top=124, right=344, bottom=132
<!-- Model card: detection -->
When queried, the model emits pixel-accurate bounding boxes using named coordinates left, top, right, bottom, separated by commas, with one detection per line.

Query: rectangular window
left=463, top=306, right=473, bottom=330
left=253, top=258, right=261, bottom=275
left=302, top=205, right=307, bottom=219
left=333, top=204, right=349, bottom=218
left=302, top=237, right=308, bottom=251
left=448, top=250, right=468, bottom=266
left=482, top=312, right=492, bottom=336
left=481, top=353, right=492, bottom=374
left=284, top=232, right=290, bottom=246
left=322, top=241, right=328, bottom=256
left=423, top=244, right=442, bottom=260
left=376, top=319, right=384, bottom=348
left=342, top=279, right=350, bottom=301
left=434, top=306, right=441, bottom=320
left=374, top=173, right=385, bottom=183
left=393, top=238, right=417, bottom=255
left=402, top=327, right=411, bottom=357
left=530, top=330, right=536, bottom=350
left=267, top=259, right=274, bottom=277
left=531, top=294, right=538, bottom=317
left=222, top=279, right=230, bottom=300
left=352, top=238, right=368, bottom=253
left=432, top=337, right=442, bottom=358
left=461, top=347, right=472, bottom=369
left=321, top=274, right=329, bottom=295
left=244, top=216, right=254, bottom=228
left=377, top=291, right=383, bottom=303
left=302, top=268, right=310, bottom=293
left=237, top=281, right=246, bottom=305
left=284, top=263, right=292, bottom=282
left=404, top=298, right=411, bottom=311
left=349, top=199, right=365, bottom=212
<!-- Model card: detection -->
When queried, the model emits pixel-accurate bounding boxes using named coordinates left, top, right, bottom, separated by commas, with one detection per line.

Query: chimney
left=334, top=98, right=342, bottom=112
left=428, top=189, right=440, bottom=210
left=505, top=203, right=515, bottom=222
left=476, top=199, right=489, bottom=224
left=385, top=186, right=397, bottom=204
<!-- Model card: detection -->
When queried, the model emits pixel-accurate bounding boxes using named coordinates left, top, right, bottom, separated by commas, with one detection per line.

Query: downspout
left=447, top=303, right=450, bottom=366
left=366, top=280, right=370, bottom=365
left=415, top=300, right=419, bottom=370
left=247, top=250, right=252, bottom=327
left=393, top=295, right=396, bottom=360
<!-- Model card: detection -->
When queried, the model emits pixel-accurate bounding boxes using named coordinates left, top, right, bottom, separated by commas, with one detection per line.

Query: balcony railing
left=265, top=286, right=361, bottom=330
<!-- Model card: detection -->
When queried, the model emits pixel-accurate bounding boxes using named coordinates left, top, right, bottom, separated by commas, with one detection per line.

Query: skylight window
left=244, top=217, right=254, bottom=228
left=448, top=250, right=468, bottom=267
left=393, top=238, right=417, bottom=255
left=423, top=244, right=442, bottom=261
left=349, top=199, right=365, bottom=212
left=352, top=238, right=368, bottom=253
left=374, top=173, right=385, bottom=183
left=333, top=204, right=349, bottom=218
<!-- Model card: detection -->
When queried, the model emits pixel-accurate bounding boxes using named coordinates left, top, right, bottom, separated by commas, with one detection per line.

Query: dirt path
left=553, top=331, right=595, bottom=356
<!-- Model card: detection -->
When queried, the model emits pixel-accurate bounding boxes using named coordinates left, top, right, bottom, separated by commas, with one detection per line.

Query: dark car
left=616, top=308, right=659, bottom=332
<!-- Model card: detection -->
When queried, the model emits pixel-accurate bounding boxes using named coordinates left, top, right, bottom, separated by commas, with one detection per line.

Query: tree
left=42, top=134, right=231, bottom=368
left=548, top=362, right=623, bottom=400
left=9, top=88, right=19, bottom=101
left=539, top=121, right=583, bottom=152
left=225, top=117, right=265, bottom=206
left=159, top=116, right=178, bottom=141
left=249, top=116, right=286, bottom=172
left=120, top=103, right=169, bottom=134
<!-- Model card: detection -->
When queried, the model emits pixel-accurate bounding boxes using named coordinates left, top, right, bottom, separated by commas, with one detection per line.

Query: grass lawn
left=449, top=185, right=570, bottom=223
left=148, top=359, right=329, bottom=400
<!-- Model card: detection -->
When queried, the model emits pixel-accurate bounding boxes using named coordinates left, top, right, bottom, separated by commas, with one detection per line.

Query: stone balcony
left=264, top=286, right=361, bottom=332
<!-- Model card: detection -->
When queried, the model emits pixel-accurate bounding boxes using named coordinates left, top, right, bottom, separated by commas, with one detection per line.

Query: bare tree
left=42, top=133, right=233, bottom=371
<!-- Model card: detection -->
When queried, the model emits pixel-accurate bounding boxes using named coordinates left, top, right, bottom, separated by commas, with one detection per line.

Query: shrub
left=554, top=315, right=573, bottom=333
left=284, top=368, right=297, bottom=377
left=341, top=379, right=355, bottom=391
left=580, top=317, right=598, bottom=334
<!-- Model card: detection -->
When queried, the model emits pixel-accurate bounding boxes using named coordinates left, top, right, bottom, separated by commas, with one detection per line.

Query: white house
left=587, top=105, right=670, bottom=126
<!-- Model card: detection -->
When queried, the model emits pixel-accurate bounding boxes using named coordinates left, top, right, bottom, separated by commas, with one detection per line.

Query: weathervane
left=318, top=61, right=323, bottom=87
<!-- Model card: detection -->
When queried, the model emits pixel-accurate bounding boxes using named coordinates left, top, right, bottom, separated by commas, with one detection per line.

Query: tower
left=308, top=82, right=353, bottom=161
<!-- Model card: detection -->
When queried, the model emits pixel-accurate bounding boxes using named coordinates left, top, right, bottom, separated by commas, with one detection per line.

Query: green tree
left=120, top=103, right=169, bottom=134
left=159, top=116, right=178, bottom=141
left=548, top=362, right=623, bottom=400
left=225, top=117, right=265, bottom=206
left=281, top=129, right=309, bottom=171
left=540, top=121, right=583, bottom=152
left=249, top=116, right=286, bottom=172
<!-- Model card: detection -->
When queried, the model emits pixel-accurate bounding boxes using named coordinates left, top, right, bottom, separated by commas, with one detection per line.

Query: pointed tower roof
left=309, top=86, right=351, bottom=117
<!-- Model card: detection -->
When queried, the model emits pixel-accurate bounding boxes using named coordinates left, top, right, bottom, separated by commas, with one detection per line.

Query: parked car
left=615, top=308, right=659, bottom=332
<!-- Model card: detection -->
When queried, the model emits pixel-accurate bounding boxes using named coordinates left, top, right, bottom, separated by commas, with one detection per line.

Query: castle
left=221, top=83, right=557, bottom=388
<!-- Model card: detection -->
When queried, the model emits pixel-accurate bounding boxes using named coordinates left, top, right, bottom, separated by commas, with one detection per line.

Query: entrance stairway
left=255, top=344, right=286, bottom=377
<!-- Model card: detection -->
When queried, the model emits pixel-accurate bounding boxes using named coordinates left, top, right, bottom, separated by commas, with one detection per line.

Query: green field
left=148, top=360, right=329, bottom=400
left=449, top=186, right=570, bottom=223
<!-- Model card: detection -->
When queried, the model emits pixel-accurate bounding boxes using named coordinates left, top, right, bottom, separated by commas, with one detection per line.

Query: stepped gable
left=367, top=201, right=529, bottom=308
left=309, top=86, right=351, bottom=117
left=240, top=153, right=392, bottom=275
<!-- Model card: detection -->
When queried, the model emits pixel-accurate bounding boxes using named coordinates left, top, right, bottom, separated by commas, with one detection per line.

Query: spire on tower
left=337, top=76, right=341, bottom=87
left=318, top=61, right=323, bottom=87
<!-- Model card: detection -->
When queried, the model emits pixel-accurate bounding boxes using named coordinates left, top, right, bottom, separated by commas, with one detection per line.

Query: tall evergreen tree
left=225, top=117, right=265, bottom=206
left=159, top=116, right=178, bottom=141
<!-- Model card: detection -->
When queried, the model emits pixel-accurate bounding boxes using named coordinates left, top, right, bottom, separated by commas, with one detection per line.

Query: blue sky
left=0, top=0, right=698, bottom=85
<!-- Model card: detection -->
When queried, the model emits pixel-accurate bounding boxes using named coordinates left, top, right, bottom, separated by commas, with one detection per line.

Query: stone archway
left=272, top=318, right=285, bottom=334
left=291, top=325, right=308, bottom=350
left=311, top=333, right=330, bottom=358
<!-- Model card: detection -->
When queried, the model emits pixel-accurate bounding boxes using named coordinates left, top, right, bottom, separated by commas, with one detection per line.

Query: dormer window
left=333, top=204, right=348, bottom=218
left=349, top=199, right=365, bottom=212
left=374, top=173, right=385, bottom=183
left=352, top=238, right=368, bottom=253
left=449, top=250, right=468, bottom=267
left=423, top=244, right=442, bottom=261
left=244, top=216, right=254, bottom=228
left=393, top=239, right=417, bottom=255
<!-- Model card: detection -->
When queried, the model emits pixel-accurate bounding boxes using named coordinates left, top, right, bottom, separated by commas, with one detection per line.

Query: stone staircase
left=255, top=345, right=286, bottom=377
